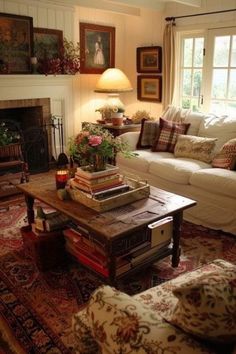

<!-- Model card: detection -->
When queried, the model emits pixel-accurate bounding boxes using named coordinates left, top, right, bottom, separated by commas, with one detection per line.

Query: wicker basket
left=68, top=177, right=150, bottom=212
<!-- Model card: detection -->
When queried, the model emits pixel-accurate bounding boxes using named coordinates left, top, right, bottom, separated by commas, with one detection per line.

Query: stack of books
left=70, top=164, right=130, bottom=199
left=63, top=222, right=109, bottom=277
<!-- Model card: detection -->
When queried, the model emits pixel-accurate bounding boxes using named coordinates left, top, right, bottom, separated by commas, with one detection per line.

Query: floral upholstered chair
left=72, top=259, right=236, bottom=354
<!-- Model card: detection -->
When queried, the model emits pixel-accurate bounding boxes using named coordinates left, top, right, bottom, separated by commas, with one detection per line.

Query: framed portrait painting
left=137, top=46, right=162, bottom=73
left=33, top=28, right=63, bottom=62
left=137, top=75, right=162, bottom=102
left=80, top=22, right=115, bottom=74
left=0, top=12, right=33, bottom=74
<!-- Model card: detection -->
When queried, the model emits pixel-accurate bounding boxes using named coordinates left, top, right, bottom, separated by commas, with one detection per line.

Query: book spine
left=71, top=179, right=123, bottom=193
left=74, top=173, right=119, bottom=185
left=66, top=244, right=109, bottom=277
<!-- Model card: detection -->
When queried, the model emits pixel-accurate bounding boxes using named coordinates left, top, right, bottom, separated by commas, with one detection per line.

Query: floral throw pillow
left=174, top=134, right=218, bottom=163
left=152, top=117, right=190, bottom=153
left=212, top=138, right=236, bottom=170
left=164, top=267, right=236, bottom=343
left=136, top=118, right=159, bottom=149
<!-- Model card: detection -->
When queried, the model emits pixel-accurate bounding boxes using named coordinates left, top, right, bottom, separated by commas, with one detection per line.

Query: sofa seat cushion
left=190, top=168, right=236, bottom=198
left=117, top=150, right=174, bottom=174
left=149, top=157, right=211, bottom=185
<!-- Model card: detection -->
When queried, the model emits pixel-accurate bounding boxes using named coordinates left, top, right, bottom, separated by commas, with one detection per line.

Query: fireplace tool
left=51, top=115, right=69, bottom=168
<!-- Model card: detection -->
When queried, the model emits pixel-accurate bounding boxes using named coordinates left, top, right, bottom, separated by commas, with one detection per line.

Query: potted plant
left=111, top=106, right=125, bottom=126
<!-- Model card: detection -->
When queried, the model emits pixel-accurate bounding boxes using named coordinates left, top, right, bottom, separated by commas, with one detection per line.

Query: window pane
left=231, top=36, right=236, bottom=66
left=229, top=69, right=236, bottom=99
left=210, top=101, right=226, bottom=115
left=227, top=102, right=236, bottom=116
left=183, top=38, right=193, bottom=67
left=182, top=98, right=191, bottom=109
left=190, top=98, right=199, bottom=112
left=212, top=69, right=227, bottom=99
left=194, top=38, right=204, bottom=67
left=193, top=69, right=202, bottom=97
left=213, top=36, right=230, bottom=67
left=182, top=69, right=192, bottom=95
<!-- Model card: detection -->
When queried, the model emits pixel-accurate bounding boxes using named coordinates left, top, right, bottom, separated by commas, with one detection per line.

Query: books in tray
left=68, top=177, right=150, bottom=212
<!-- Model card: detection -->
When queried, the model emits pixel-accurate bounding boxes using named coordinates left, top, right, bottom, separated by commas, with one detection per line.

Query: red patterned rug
left=0, top=196, right=236, bottom=353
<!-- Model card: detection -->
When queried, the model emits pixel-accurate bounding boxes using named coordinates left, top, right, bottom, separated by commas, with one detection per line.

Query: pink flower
left=88, top=135, right=102, bottom=147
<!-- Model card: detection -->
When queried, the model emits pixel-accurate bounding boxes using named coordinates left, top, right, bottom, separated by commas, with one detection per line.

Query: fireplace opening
left=0, top=98, right=54, bottom=174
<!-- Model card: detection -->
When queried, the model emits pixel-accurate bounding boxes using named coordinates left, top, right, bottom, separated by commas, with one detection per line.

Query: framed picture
left=137, top=46, right=162, bottom=73
left=137, top=75, right=162, bottom=102
left=0, top=12, right=33, bottom=74
left=80, top=22, right=115, bottom=74
left=33, top=28, right=63, bottom=62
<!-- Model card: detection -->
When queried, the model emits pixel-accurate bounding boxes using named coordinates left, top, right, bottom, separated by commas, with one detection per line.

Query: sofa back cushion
left=198, top=115, right=236, bottom=152
left=136, top=118, right=159, bottom=149
left=162, top=105, right=205, bottom=136
left=174, top=135, right=218, bottom=163
left=212, top=138, right=236, bottom=169
left=152, top=118, right=190, bottom=153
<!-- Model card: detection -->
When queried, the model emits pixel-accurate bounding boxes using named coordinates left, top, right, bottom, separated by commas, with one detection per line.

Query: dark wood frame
left=80, top=22, right=115, bottom=74
left=33, top=27, right=63, bottom=62
left=0, top=12, right=33, bottom=74
left=137, top=75, right=162, bottom=102
left=137, top=46, right=162, bottom=73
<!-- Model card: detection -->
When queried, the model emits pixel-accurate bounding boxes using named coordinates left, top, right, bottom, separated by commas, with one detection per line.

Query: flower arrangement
left=68, top=123, right=137, bottom=171
left=0, top=122, right=20, bottom=146
left=95, top=104, right=125, bottom=120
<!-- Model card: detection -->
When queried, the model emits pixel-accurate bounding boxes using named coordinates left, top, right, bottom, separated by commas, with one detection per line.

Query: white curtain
left=163, top=21, right=176, bottom=110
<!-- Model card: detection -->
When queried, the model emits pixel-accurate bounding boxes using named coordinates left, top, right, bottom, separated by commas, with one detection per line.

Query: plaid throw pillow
left=136, top=118, right=159, bottom=149
left=212, top=138, right=236, bottom=170
left=152, top=118, right=190, bottom=153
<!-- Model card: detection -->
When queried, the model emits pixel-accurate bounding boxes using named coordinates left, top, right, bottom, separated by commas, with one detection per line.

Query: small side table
left=82, top=122, right=141, bottom=137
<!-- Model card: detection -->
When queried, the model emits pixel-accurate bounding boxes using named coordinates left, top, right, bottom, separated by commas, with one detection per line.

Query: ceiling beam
left=172, top=0, right=201, bottom=7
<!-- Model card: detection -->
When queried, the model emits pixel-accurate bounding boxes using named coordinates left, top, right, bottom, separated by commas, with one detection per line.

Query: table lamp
left=94, top=68, right=133, bottom=112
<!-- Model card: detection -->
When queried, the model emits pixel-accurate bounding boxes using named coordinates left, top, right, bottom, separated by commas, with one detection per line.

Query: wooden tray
left=67, top=177, right=150, bottom=212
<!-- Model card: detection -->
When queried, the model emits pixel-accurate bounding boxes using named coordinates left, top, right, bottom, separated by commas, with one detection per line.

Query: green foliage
left=0, top=122, right=20, bottom=146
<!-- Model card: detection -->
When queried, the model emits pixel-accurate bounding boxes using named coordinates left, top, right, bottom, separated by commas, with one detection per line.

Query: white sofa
left=117, top=106, right=236, bottom=235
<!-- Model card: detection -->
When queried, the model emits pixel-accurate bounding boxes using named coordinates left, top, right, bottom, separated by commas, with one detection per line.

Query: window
left=177, top=27, right=236, bottom=115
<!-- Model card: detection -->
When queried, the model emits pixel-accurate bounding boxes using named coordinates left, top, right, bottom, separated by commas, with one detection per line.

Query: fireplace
left=0, top=98, right=53, bottom=173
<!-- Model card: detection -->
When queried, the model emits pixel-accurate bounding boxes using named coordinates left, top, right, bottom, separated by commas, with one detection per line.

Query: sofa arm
left=118, top=131, right=139, bottom=151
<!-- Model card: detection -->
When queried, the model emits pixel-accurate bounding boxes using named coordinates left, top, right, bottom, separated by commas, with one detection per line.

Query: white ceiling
left=41, top=0, right=201, bottom=15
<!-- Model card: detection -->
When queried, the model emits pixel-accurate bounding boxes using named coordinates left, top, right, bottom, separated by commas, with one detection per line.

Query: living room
left=0, top=0, right=236, bottom=353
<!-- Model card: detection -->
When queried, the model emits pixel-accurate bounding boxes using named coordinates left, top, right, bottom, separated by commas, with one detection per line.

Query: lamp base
left=107, top=93, right=125, bottom=111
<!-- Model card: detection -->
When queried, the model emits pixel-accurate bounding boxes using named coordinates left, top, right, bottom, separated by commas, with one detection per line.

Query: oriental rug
left=0, top=196, right=236, bottom=353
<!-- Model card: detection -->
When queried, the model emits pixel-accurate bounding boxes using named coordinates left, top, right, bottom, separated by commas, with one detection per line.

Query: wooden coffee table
left=17, top=174, right=196, bottom=284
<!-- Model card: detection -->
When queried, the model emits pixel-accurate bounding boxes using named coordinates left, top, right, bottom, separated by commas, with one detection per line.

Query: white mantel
left=0, top=75, right=79, bottom=155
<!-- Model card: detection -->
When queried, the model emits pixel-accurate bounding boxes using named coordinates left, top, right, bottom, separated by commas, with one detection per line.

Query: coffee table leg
left=172, top=211, right=183, bottom=267
left=25, top=195, right=35, bottom=225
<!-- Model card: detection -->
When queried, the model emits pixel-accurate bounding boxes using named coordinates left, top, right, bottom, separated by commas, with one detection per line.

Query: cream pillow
left=164, top=266, right=236, bottom=343
left=174, top=134, right=217, bottom=163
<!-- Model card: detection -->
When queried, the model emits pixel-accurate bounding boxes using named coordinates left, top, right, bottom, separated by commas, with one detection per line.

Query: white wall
left=74, top=6, right=164, bottom=128
left=0, top=0, right=164, bottom=143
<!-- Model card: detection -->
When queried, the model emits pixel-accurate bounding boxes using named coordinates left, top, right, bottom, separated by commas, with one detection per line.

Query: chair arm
left=118, top=131, right=139, bottom=151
